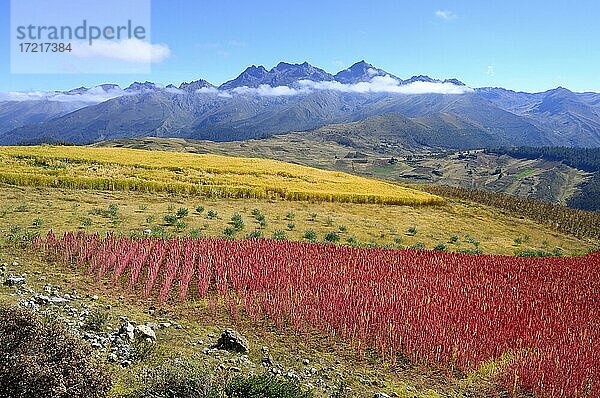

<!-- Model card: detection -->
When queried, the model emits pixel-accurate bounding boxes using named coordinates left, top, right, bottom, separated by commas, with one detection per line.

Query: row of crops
left=36, top=231, right=599, bottom=397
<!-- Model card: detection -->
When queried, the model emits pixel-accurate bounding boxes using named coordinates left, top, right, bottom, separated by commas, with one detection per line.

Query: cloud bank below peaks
left=0, top=86, right=128, bottom=103
left=299, top=75, right=473, bottom=95
left=212, top=75, right=474, bottom=97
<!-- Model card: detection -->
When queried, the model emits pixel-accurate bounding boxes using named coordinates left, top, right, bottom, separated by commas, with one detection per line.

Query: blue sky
left=1, top=0, right=599, bottom=92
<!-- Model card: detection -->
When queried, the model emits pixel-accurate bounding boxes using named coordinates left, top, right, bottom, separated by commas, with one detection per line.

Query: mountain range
left=1, top=61, right=599, bottom=148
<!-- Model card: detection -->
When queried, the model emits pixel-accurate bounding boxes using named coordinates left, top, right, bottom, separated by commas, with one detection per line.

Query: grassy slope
left=0, top=185, right=592, bottom=256
left=0, top=146, right=442, bottom=206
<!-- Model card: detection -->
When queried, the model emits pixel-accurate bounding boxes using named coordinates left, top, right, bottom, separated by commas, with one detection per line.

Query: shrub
left=449, top=235, right=459, bottom=244
left=223, top=227, right=235, bottom=239
left=196, top=205, right=205, bottom=214
left=164, top=215, right=178, bottom=225
left=207, top=210, right=218, bottom=219
left=251, top=208, right=262, bottom=218
left=32, top=218, right=43, bottom=228
left=151, top=226, right=167, bottom=237
left=272, top=230, right=287, bottom=241
left=465, top=235, right=480, bottom=248
left=338, top=224, right=347, bottom=232
left=346, top=236, right=358, bottom=246
left=308, top=212, right=317, bottom=221
left=514, top=236, right=523, bottom=245
left=407, top=226, right=417, bottom=236
left=247, top=229, right=263, bottom=239
left=324, top=231, right=340, bottom=243
left=188, top=228, right=203, bottom=238
left=411, top=242, right=425, bottom=250
left=81, top=217, right=93, bottom=227
left=285, top=211, right=295, bottom=220
left=303, top=229, right=317, bottom=242
left=434, top=242, right=448, bottom=251
left=176, top=207, right=189, bottom=218
left=108, top=204, right=119, bottom=218
left=226, top=374, right=312, bottom=398
left=175, top=221, right=187, bottom=232
left=287, top=222, right=295, bottom=231
left=0, top=305, right=112, bottom=398
left=230, top=213, right=245, bottom=230
left=259, top=219, right=267, bottom=229
left=325, top=217, right=334, bottom=227
left=126, top=357, right=214, bottom=398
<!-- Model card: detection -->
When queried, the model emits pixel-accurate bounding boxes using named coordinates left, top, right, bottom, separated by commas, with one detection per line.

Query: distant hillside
left=486, top=147, right=600, bottom=211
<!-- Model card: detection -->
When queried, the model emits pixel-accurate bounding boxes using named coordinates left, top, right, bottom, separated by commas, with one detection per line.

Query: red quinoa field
left=37, top=231, right=600, bottom=397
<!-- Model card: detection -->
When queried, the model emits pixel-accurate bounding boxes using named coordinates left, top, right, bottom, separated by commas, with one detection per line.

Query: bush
left=223, top=227, right=235, bottom=239
left=338, top=224, right=347, bottom=232
left=325, top=217, right=334, bottom=227
left=196, top=205, right=205, bottom=214
left=226, top=374, right=312, bottom=398
left=230, top=213, right=245, bottom=230
left=125, top=358, right=214, bottom=398
left=411, top=242, right=425, bottom=250
left=285, top=211, right=295, bottom=220
left=176, top=207, right=189, bottom=218
left=449, top=235, right=459, bottom=244
left=207, top=210, right=218, bottom=219
left=303, top=229, right=317, bottom=242
left=324, top=231, right=340, bottom=243
left=433, top=242, right=447, bottom=251
left=308, top=212, right=317, bottom=221
left=0, top=305, right=112, bottom=398
left=287, top=222, right=295, bottom=231
left=188, top=228, right=203, bottom=238
left=251, top=208, right=262, bottom=218
left=247, top=229, right=262, bottom=239
left=407, top=226, right=417, bottom=236
left=164, top=214, right=178, bottom=225
left=272, top=230, right=287, bottom=241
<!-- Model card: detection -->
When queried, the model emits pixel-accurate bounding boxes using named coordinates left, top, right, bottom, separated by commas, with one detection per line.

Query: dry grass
left=0, top=185, right=592, bottom=256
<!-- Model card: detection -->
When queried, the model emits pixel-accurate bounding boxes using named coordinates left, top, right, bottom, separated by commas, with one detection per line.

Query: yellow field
left=0, top=146, right=442, bottom=206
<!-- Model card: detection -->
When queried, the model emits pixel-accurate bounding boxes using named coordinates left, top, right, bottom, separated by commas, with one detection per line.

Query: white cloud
left=0, top=86, right=128, bottom=103
left=435, top=10, right=457, bottom=21
left=196, top=87, right=233, bottom=98
left=487, top=65, right=495, bottom=76
left=366, top=68, right=379, bottom=77
left=72, top=39, right=171, bottom=63
left=298, top=75, right=473, bottom=95
left=231, top=84, right=309, bottom=97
